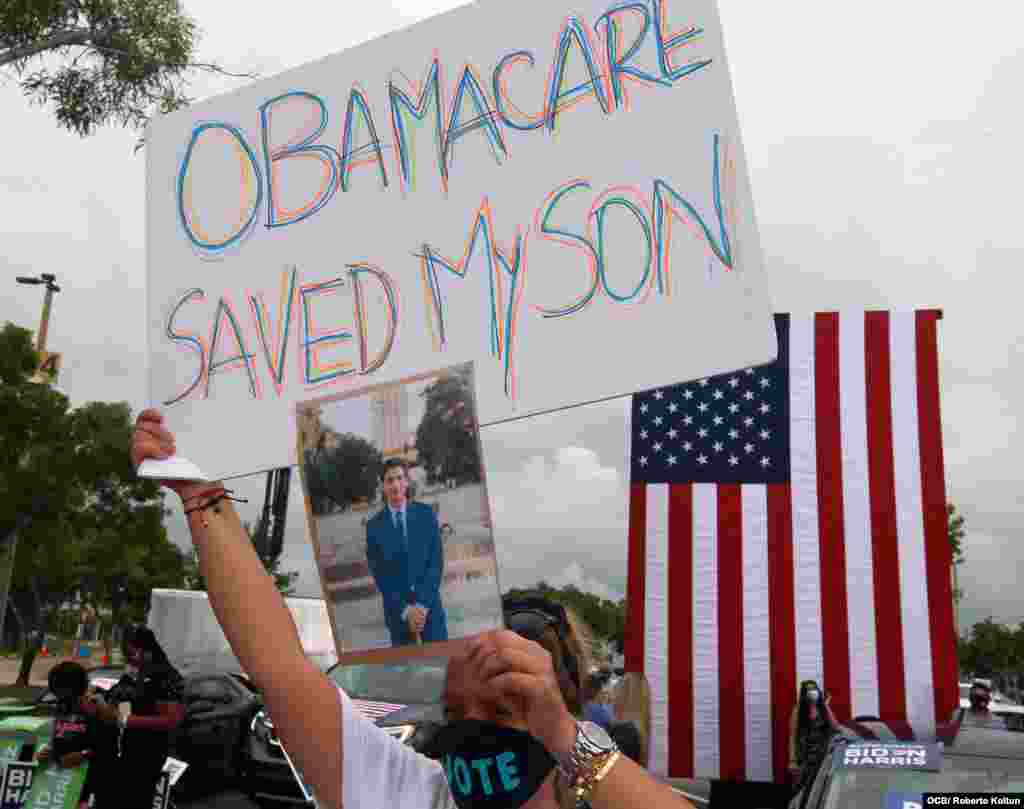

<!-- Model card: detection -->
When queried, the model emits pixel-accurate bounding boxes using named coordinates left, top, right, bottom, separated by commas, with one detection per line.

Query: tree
left=958, top=618, right=1021, bottom=681
left=1, top=324, right=179, bottom=683
left=949, top=502, right=967, bottom=605
left=503, top=582, right=627, bottom=661
left=1, top=0, right=254, bottom=138
left=305, top=432, right=382, bottom=517
left=415, top=367, right=482, bottom=486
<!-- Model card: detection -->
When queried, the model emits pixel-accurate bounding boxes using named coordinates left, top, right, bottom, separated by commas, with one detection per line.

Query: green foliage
left=0, top=321, right=185, bottom=680
left=958, top=618, right=1024, bottom=680
left=305, top=433, right=383, bottom=517
left=415, top=367, right=482, bottom=486
left=504, top=581, right=627, bottom=654
left=1, top=0, right=253, bottom=137
left=948, top=502, right=966, bottom=566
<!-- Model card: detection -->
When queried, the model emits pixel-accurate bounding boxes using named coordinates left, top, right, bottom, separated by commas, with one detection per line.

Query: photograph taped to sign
left=145, top=0, right=778, bottom=479
left=836, top=742, right=942, bottom=772
left=297, top=362, right=503, bottom=661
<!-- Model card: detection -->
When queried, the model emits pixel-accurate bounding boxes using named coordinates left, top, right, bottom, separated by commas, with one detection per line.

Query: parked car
left=240, top=657, right=447, bottom=806
left=38, top=665, right=262, bottom=800
left=791, top=718, right=1024, bottom=809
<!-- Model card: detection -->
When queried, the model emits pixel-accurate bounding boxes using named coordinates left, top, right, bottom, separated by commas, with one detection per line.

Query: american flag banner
left=624, top=311, right=957, bottom=783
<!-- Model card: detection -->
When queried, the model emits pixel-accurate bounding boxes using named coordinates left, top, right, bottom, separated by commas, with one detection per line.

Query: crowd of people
left=42, top=626, right=185, bottom=809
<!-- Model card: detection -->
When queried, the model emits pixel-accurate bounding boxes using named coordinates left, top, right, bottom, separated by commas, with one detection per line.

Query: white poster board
left=146, top=0, right=776, bottom=478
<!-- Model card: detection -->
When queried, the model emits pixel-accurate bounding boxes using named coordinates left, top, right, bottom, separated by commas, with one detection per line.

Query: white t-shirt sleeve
left=338, top=686, right=455, bottom=809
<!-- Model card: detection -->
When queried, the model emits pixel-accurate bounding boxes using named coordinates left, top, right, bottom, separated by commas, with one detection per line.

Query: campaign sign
left=0, top=762, right=36, bottom=809
left=884, top=793, right=924, bottom=809
left=836, top=742, right=941, bottom=772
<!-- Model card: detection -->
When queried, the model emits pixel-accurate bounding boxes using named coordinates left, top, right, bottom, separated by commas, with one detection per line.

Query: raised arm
left=131, top=411, right=343, bottom=809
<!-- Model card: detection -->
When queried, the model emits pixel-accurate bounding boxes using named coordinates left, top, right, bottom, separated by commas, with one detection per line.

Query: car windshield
left=823, top=758, right=1024, bottom=808
left=328, top=658, right=447, bottom=704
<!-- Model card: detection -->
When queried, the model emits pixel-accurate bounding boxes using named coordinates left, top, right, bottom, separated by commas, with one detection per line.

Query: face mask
left=806, top=690, right=820, bottom=702
left=431, top=720, right=556, bottom=809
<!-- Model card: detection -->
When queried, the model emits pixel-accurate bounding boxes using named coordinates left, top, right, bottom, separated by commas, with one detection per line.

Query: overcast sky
left=2, top=0, right=1022, bottom=632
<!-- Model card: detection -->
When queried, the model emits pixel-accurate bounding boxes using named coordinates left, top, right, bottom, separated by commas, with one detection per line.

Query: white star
left=745, top=369, right=755, bottom=375
left=728, top=455, right=739, bottom=466
left=639, top=456, right=648, bottom=467
left=640, top=403, right=649, bottom=413
left=683, top=441, right=693, bottom=452
left=697, top=428, right=709, bottom=438
left=744, top=416, right=755, bottom=427
left=668, top=429, right=678, bottom=439
left=760, top=456, right=771, bottom=468
left=698, top=402, right=709, bottom=413
left=713, top=389, right=724, bottom=400
left=713, top=415, right=724, bottom=426
left=744, top=443, right=755, bottom=454
left=729, top=377, right=740, bottom=388
left=653, top=442, right=663, bottom=452
left=697, top=454, right=708, bottom=465
left=728, top=429, right=739, bottom=440
left=759, top=403, right=771, bottom=414
left=668, top=402, right=678, bottom=414
left=683, top=415, right=694, bottom=426
left=759, top=429, right=771, bottom=440
left=683, top=389, right=694, bottom=400
left=760, top=378, right=771, bottom=389
left=654, top=416, right=664, bottom=426
left=729, top=403, right=740, bottom=414
left=654, top=390, right=664, bottom=400
left=699, top=379, right=709, bottom=387
left=667, top=455, right=678, bottom=466
left=640, top=429, right=648, bottom=440
left=713, top=441, right=723, bottom=452
left=744, top=391, right=755, bottom=401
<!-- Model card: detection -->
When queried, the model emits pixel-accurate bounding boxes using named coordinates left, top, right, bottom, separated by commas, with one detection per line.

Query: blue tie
left=395, top=510, right=407, bottom=546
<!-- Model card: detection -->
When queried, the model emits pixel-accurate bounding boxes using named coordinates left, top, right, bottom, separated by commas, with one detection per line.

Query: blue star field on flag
left=630, top=315, right=790, bottom=485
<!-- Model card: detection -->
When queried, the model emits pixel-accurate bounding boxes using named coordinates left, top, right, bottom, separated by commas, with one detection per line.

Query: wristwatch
left=554, top=721, right=621, bottom=803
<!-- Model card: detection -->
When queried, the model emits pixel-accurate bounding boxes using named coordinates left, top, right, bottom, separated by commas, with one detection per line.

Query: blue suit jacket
left=366, top=501, right=448, bottom=646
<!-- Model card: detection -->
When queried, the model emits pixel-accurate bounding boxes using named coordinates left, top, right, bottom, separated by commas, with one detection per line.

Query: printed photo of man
left=366, top=459, right=449, bottom=646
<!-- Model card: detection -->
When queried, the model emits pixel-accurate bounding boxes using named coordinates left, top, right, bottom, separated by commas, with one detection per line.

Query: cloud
left=489, top=443, right=629, bottom=597
left=548, top=562, right=624, bottom=603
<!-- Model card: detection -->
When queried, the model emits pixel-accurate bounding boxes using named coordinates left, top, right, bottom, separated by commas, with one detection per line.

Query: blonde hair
left=533, top=605, right=593, bottom=718
left=535, top=606, right=595, bottom=809
left=614, top=672, right=652, bottom=767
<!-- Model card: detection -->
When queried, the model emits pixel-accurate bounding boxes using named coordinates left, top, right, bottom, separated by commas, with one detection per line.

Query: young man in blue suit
left=366, top=459, right=448, bottom=646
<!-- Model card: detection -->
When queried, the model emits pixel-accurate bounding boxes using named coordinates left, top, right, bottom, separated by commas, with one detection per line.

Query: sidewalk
left=0, top=652, right=105, bottom=688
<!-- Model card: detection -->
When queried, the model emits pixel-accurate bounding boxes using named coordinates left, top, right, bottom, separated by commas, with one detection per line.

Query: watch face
left=579, top=721, right=614, bottom=750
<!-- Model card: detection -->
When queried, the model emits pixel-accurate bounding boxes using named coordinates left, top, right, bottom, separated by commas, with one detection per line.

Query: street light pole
left=15, top=273, right=61, bottom=352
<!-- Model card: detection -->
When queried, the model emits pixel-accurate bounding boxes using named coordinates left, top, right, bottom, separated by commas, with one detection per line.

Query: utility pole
left=1, top=275, right=62, bottom=647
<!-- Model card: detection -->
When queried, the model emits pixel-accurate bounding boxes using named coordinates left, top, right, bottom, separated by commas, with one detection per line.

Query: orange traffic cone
left=40, top=645, right=48, bottom=657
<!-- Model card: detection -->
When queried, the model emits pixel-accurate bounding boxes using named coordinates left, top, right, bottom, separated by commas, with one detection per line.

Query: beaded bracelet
left=184, top=489, right=247, bottom=528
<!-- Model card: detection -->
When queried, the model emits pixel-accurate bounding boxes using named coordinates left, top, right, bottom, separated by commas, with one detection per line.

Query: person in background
left=81, top=625, right=186, bottom=809
left=956, top=681, right=1006, bottom=728
left=788, top=680, right=841, bottom=792
left=612, top=673, right=651, bottom=768
left=38, top=661, right=104, bottom=809
left=583, top=671, right=615, bottom=730
left=130, top=408, right=695, bottom=809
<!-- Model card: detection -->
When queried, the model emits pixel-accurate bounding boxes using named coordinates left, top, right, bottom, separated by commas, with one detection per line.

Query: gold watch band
left=571, top=750, right=622, bottom=803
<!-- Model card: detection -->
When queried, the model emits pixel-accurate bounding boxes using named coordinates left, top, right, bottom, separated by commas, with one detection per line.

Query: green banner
left=0, top=730, right=87, bottom=809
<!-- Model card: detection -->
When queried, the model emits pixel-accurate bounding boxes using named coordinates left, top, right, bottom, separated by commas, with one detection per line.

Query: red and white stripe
left=351, top=699, right=408, bottom=720
left=625, top=310, right=956, bottom=783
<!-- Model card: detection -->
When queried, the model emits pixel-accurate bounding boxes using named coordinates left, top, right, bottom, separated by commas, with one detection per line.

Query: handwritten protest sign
left=146, top=0, right=777, bottom=478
